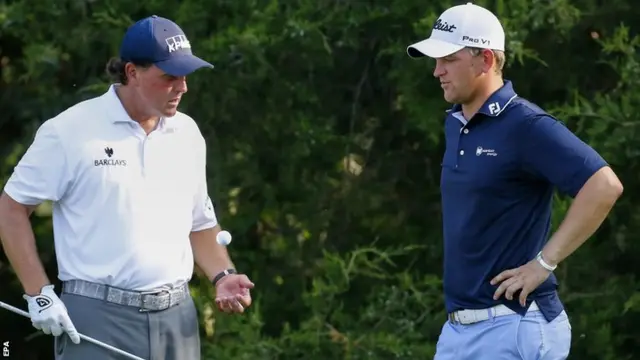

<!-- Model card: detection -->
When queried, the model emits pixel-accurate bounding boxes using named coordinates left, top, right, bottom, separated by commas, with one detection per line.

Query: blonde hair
left=468, top=47, right=505, bottom=75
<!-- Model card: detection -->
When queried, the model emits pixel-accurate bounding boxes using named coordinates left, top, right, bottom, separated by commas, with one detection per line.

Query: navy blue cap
left=119, top=15, right=213, bottom=76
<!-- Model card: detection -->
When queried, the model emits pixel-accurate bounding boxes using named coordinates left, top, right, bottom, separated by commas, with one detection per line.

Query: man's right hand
left=23, top=285, right=81, bottom=344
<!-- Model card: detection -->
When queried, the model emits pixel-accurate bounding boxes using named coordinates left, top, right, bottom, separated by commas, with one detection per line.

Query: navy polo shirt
left=440, top=80, right=608, bottom=322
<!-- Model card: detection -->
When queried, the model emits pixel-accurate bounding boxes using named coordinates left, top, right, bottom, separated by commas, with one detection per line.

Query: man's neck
left=114, top=85, right=160, bottom=134
left=461, top=77, right=504, bottom=120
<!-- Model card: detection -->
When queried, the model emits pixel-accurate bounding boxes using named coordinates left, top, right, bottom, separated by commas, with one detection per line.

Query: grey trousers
left=54, top=292, right=200, bottom=360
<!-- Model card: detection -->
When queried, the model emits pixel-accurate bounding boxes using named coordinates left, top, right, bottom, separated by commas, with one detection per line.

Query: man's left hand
left=490, top=259, right=552, bottom=307
left=215, top=274, right=254, bottom=314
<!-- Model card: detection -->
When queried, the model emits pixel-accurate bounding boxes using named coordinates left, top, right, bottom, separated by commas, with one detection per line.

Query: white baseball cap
left=407, top=2, right=505, bottom=59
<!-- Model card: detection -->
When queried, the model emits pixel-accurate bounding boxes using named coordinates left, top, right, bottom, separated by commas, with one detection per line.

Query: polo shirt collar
left=447, top=80, right=518, bottom=118
left=102, top=84, right=178, bottom=132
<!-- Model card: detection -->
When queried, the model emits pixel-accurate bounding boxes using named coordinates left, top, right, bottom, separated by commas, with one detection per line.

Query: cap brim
left=407, top=38, right=464, bottom=59
left=155, top=54, right=214, bottom=76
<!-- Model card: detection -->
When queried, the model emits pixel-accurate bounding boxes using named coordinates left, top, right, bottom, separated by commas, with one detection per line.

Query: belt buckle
left=139, top=289, right=170, bottom=312
left=168, top=287, right=185, bottom=307
left=448, top=312, right=458, bottom=324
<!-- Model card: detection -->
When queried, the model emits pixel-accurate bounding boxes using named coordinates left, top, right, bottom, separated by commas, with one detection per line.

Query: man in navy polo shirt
left=407, top=3, right=623, bottom=359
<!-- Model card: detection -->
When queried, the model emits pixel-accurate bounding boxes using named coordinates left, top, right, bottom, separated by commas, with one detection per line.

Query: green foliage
left=0, top=0, right=638, bottom=359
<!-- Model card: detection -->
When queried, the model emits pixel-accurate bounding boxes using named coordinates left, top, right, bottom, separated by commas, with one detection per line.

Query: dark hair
left=105, top=57, right=153, bottom=85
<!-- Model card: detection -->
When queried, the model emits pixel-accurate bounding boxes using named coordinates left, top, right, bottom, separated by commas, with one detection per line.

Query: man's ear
left=481, top=49, right=495, bottom=74
left=124, top=63, right=139, bottom=84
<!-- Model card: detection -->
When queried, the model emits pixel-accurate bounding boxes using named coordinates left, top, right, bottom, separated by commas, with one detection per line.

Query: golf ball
left=216, top=230, right=232, bottom=246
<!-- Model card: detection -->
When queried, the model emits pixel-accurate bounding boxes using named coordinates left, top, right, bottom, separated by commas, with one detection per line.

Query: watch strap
left=212, top=268, right=237, bottom=286
left=536, top=251, right=557, bottom=271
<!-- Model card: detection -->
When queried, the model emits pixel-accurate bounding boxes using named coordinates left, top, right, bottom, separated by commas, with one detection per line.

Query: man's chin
left=443, top=91, right=464, bottom=104
left=161, top=107, right=178, bottom=117
left=443, top=94, right=457, bottom=104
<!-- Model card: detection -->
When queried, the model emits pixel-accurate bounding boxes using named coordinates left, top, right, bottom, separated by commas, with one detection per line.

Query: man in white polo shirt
left=0, top=15, right=253, bottom=360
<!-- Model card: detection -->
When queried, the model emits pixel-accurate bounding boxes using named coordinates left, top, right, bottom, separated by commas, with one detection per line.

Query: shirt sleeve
left=3, top=120, right=72, bottom=205
left=520, top=114, right=608, bottom=197
left=191, top=132, right=218, bottom=232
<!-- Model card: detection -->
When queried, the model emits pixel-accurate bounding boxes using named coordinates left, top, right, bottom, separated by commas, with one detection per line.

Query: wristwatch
left=212, top=268, right=237, bottom=286
left=535, top=251, right=557, bottom=272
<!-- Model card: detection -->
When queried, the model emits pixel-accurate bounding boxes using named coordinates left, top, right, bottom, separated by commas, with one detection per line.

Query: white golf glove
left=23, top=284, right=81, bottom=344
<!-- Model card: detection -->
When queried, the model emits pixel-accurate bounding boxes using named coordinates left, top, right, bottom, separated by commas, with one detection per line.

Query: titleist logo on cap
left=433, top=19, right=457, bottom=32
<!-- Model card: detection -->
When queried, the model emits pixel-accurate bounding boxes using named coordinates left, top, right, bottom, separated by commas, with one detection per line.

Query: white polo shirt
left=3, top=84, right=218, bottom=291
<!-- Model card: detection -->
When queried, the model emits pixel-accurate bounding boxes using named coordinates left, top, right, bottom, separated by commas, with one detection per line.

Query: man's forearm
left=190, top=225, right=235, bottom=282
left=542, top=167, right=623, bottom=266
left=0, top=194, right=50, bottom=296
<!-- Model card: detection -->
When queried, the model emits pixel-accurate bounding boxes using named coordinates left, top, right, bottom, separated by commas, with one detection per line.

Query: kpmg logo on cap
left=165, top=35, right=191, bottom=53
left=433, top=19, right=457, bottom=33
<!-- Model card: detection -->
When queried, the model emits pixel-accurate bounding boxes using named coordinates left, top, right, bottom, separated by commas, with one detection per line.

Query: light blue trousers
left=434, top=309, right=572, bottom=359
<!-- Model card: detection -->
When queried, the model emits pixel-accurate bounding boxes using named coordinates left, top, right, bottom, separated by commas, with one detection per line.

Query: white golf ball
left=216, top=230, right=232, bottom=246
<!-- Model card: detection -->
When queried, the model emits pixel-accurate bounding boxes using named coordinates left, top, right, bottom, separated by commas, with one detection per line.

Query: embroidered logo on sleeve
left=204, top=196, right=215, bottom=217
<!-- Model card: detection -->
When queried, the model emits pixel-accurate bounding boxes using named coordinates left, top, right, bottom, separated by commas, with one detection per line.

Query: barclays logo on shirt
left=94, top=147, right=127, bottom=167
